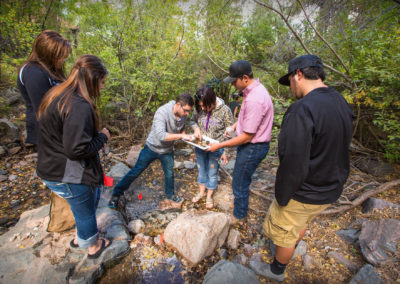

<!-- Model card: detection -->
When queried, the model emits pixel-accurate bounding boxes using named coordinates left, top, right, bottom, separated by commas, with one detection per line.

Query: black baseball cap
left=223, top=60, right=253, bottom=84
left=278, top=55, right=324, bottom=86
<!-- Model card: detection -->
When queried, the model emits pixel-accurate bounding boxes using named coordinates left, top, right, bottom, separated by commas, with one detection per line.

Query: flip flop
left=70, top=239, right=79, bottom=248
left=88, top=239, right=112, bottom=259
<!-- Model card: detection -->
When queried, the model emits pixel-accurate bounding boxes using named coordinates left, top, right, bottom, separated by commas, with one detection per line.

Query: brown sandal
left=192, top=192, right=205, bottom=203
left=206, top=198, right=214, bottom=209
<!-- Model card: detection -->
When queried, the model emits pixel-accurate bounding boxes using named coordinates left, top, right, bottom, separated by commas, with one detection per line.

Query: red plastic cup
left=103, top=174, right=114, bottom=187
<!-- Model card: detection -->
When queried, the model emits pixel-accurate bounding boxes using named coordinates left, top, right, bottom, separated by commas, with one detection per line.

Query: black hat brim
left=223, top=76, right=237, bottom=84
left=278, top=73, right=290, bottom=86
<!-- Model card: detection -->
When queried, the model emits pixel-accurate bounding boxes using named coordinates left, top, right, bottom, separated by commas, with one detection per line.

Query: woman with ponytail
left=37, top=55, right=112, bottom=258
left=18, top=30, right=71, bottom=146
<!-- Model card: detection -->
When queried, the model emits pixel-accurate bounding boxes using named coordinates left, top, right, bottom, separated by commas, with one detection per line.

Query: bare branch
left=250, top=189, right=274, bottom=201
left=296, top=0, right=350, bottom=76
left=321, top=179, right=400, bottom=215
left=252, top=0, right=353, bottom=85
left=206, top=53, right=229, bottom=73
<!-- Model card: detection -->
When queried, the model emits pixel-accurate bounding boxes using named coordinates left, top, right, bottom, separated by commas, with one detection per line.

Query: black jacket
left=37, top=93, right=108, bottom=186
left=275, top=87, right=354, bottom=206
left=17, top=63, right=59, bottom=145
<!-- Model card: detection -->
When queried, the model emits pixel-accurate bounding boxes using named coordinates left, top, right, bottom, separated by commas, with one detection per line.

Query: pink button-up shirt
left=236, top=79, right=274, bottom=143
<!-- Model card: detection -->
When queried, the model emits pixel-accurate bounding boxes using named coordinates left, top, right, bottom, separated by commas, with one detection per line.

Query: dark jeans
left=43, top=180, right=100, bottom=248
left=112, top=145, right=174, bottom=198
left=232, top=142, right=270, bottom=219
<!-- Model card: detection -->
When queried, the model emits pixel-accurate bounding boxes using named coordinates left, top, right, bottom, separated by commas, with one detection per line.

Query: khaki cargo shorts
left=263, top=199, right=330, bottom=248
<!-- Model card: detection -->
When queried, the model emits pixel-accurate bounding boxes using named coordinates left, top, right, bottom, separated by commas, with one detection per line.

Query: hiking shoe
left=108, top=195, right=119, bottom=209
left=167, top=194, right=183, bottom=203
left=249, top=261, right=285, bottom=282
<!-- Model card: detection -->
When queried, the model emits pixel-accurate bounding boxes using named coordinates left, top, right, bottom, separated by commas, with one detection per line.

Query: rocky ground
left=0, top=89, right=399, bottom=283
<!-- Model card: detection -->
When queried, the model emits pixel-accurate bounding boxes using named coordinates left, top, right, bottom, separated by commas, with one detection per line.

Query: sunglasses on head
left=195, top=92, right=205, bottom=101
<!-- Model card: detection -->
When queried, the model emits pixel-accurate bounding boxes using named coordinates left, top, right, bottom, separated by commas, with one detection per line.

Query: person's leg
left=193, top=148, right=208, bottom=202
left=112, top=146, right=157, bottom=197
left=159, top=151, right=175, bottom=198
left=232, top=143, right=270, bottom=219
left=205, top=149, right=223, bottom=209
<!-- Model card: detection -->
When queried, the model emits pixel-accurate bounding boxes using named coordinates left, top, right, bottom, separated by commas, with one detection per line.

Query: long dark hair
left=37, top=55, right=108, bottom=130
left=194, top=86, right=216, bottom=113
left=22, top=30, right=71, bottom=81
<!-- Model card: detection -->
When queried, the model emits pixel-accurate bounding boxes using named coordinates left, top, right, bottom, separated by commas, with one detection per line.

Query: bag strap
left=19, top=64, right=27, bottom=86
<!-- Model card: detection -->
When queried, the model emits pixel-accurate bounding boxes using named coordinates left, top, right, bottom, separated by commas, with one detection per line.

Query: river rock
left=349, top=264, right=381, bottom=284
left=164, top=210, right=229, bottom=265
left=203, top=260, right=259, bottom=284
left=232, top=253, right=248, bottom=266
left=0, top=175, right=7, bottom=182
left=362, top=198, right=400, bottom=213
left=0, top=193, right=130, bottom=283
left=336, top=228, right=361, bottom=244
left=302, top=254, right=313, bottom=271
left=8, top=146, right=21, bottom=155
left=174, top=161, right=184, bottom=169
left=0, top=146, right=6, bottom=157
left=183, top=161, right=196, bottom=169
left=140, top=209, right=180, bottom=236
left=213, top=183, right=234, bottom=212
left=327, top=251, right=358, bottom=273
left=221, top=160, right=235, bottom=171
left=227, top=229, right=241, bottom=249
left=128, top=219, right=145, bottom=234
left=359, top=218, right=400, bottom=266
left=354, top=157, right=394, bottom=177
left=108, top=162, right=130, bottom=180
left=175, top=148, right=193, bottom=156
left=126, top=144, right=142, bottom=167
left=0, top=118, right=20, bottom=144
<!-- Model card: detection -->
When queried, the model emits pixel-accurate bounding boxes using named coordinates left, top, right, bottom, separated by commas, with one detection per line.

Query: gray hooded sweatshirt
left=146, top=100, right=187, bottom=154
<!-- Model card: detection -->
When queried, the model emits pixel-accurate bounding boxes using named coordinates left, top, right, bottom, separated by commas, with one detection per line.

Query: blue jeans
left=112, top=145, right=174, bottom=198
left=232, top=142, right=270, bottom=219
left=43, top=180, right=101, bottom=248
left=195, top=148, right=223, bottom=190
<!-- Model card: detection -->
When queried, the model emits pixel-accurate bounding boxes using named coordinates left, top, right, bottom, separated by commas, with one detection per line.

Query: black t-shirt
left=275, top=87, right=354, bottom=206
left=229, top=101, right=240, bottom=117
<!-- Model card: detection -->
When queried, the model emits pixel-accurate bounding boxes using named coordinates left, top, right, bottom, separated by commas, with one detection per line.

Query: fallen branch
left=321, top=179, right=400, bottom=215
left=250, top=189, right=273, bottom=201
left=249, top=205, right=268, bottom=214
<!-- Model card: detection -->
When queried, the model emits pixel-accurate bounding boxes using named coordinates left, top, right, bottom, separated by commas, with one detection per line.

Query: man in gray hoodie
left=108, top=93, right=194, bottom=208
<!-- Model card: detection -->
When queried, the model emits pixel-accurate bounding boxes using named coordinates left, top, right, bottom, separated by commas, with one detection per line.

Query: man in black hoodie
left=249, top=55, right=354, bottom=282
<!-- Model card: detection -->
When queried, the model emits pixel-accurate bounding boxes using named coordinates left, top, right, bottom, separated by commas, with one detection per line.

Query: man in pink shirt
left=208, top=60, right=274, bottom=223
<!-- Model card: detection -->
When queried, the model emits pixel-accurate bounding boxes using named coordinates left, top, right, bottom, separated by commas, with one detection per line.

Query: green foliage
left=2, top=0, right=399, bottom=162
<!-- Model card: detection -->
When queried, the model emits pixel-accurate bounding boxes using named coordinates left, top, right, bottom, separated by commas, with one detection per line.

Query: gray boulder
left=108, top=162, right=131, bottom=180
left=0, top=192, right=130, bottom=283
left=0, top=118, right=20, bottom=144
left=203, top=260, right=259, bottom=284
left=349, top=264, right=381, bottom=284
left=327, top=251, right=358, bottom=273
left=336, top=228, right=361, bottom=244
left=359, top=219, right=400, bottom=266
left=362, top=198, right=400, bottom=213
left=354, top=158, right=394, bottom=177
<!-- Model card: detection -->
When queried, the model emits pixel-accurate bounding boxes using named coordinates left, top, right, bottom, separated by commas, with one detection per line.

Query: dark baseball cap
left=223, top=60, right=253, bottom=84
left=278, top=55, right=324, bottom=86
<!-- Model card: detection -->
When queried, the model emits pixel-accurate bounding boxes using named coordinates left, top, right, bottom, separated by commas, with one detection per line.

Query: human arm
left=274, top=107, right=313, bottom=206
left=233, top=106, right=238, bottom=119
left=207, top=131, right=254, bottom=152
left=220, top=153, right=228, bottom=166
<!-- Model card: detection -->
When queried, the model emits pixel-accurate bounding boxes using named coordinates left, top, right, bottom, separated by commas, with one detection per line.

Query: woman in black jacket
left=37, top=55, right=112, bottom=258
left=17, top=30, right=71, bottom=146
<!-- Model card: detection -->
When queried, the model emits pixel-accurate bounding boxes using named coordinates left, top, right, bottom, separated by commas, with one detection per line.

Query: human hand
left=101, top=128, right=110, bottom=140
left=194, top=128, right=202, bottom=140
left=182, top=134, right=193, bottom=141
left=206, top=143, right=220, bottom=152
left=219, top=154, right=228, bottom=166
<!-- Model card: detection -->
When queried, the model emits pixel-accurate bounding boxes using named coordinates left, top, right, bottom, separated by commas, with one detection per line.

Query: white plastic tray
left=182, top=135, right=219, bottom=150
